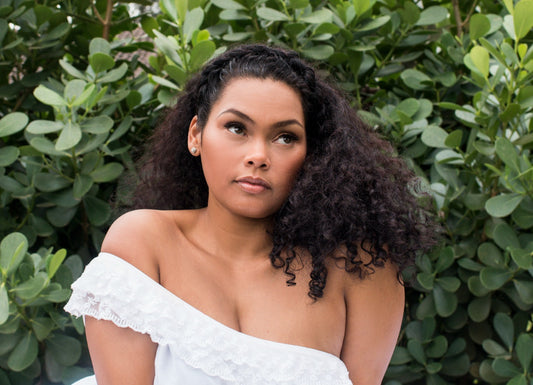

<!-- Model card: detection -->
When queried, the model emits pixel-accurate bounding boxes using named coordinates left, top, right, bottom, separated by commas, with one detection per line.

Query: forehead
left=210, top=77, right=304, bottom=121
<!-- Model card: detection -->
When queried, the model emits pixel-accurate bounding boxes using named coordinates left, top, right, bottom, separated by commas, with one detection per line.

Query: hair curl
left=133, top=44, right=438, bottom=299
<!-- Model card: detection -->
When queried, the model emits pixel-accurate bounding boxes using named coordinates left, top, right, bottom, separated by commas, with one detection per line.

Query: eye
left=225, top=122, right=246, bottom=135
left=275, top=133, right=298, bottom=145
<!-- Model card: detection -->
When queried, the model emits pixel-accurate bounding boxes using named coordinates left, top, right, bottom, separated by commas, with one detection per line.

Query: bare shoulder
left=101, top=209, right=185, bottom=281
left=338, top=246, right=405, bottom=385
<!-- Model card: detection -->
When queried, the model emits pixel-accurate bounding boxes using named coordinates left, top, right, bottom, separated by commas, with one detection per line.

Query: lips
left=235, top=176, right=271, bottom=193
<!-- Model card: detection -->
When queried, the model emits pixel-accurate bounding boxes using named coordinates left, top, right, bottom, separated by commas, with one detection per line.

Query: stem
left=451, top=0, right=463, bottom=37
left=102, top=0, right=114, bottom=40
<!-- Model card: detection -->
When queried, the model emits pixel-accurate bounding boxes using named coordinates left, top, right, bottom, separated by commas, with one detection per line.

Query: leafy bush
left=0, top=0, right=532, bottom=384
left=0, top=232, right=89, bottom=384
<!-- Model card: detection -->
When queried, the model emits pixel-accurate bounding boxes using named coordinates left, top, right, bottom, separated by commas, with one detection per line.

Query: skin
left=84, top=78, right=405, bottom=385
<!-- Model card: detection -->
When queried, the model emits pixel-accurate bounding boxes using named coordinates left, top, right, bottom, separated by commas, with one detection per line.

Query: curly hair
left=133, top=44, right=438, bottom=299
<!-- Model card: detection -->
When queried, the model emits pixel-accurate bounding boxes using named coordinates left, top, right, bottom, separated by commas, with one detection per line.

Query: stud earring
left=191, top=147, right=198, bottom=155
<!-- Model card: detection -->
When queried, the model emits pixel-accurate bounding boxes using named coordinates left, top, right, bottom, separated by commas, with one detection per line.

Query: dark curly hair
left=133, top=44, right=438, bottom=299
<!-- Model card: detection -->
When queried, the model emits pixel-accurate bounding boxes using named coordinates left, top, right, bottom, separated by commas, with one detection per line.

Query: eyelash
left=224, top=121, right=299, bottom=144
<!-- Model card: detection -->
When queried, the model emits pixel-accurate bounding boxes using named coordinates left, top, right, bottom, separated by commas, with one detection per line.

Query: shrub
left=0, top=0, right=531, bottom=384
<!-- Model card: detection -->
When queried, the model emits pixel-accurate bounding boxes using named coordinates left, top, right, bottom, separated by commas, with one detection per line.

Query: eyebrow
left=218, top=108, right=304, bottom=129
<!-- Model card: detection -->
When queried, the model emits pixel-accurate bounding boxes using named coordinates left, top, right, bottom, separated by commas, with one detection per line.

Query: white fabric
left=65, top=253, right=352, bottom=385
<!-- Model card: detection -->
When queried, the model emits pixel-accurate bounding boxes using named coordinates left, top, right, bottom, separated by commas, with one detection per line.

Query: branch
left=102, top=0, right=114, bottom=40
left=451, top=0, right=463, bottom=37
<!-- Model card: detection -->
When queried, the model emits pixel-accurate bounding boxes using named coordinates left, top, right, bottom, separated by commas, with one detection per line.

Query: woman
left=65, top=44, right=436, bottom=385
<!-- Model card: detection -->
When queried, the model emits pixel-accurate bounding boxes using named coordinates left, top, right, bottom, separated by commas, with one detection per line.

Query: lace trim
left=64, top=253, right=352, bottom=384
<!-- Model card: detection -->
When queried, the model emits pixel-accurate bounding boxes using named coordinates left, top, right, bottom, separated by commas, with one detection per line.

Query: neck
left=195, top=202, right=274, bottom=262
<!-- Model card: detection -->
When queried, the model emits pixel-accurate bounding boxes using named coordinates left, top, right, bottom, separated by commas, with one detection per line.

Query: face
left=188, top=77, right=307, bottom=220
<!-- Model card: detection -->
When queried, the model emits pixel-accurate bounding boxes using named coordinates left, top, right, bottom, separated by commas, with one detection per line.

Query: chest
left=159, top=249, right=346, bottom=357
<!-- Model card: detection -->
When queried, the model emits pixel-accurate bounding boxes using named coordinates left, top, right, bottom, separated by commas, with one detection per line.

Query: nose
left=243, top=140, right=270, bottom=169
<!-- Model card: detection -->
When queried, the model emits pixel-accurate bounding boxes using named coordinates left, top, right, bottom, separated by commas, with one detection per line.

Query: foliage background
left=0, top=0, right=532, bottom=384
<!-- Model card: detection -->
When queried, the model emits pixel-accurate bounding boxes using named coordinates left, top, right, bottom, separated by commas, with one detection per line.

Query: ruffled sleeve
left=64, top=252, right=168, bottom=343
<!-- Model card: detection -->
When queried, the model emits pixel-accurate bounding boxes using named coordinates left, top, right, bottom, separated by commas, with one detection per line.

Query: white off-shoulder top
left=64, top=252, right=352, bottom=385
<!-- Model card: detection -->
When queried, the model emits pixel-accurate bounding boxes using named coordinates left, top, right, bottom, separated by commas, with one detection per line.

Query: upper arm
left=340, top=260, right=405, bottom=385
left=85, top=210, right=165, bottom=385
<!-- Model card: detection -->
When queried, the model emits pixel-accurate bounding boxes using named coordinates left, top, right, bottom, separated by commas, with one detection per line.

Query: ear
left=187, top=115, right=201, bottom=155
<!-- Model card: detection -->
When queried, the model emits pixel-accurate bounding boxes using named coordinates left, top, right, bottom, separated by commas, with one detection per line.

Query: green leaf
left=515, top=333, right=533, bottom=370
left=41, top=284, right=71, bottom=302
left=435, top=247, right=454, bottom=273
left=90, top=162, right=124, bottom=183
left=12, top=272, right=48, bottom=300
left=34, top=85, right=67, bottom=107
left=468, top=296, right=491, bottom=322
left=480, top=267, right=512, bottom=290
left=417, top=272, right=434, bottom=289
left=211, top=0, right=246, bottom=9
left=407, top=339, right=426, bottom=364
left=72, top=84, right=96, bottom=106
left=470, top=14, right=491, bottom=40
left=470, top=46, right=489, bottom=78
left=31, top=317, right=55, bottom=341
left=183, top=8, right=204, bottom=42
left=89, top=37, right=111, bottom=55
left=510, top=248, right=532, bottom=269
left=89, top=52, right=115, bottom=73
left=503, top=0, right=514, bottom=14
left=160, top=0, right=179, bottom=22
left=436, top=276, right=460, bottom=292
left=444, top=130, right=462, bottom=148
left=302, top=45, right=334, bottom=60
left=64, top=79, right=86, bottom=103
left=56, top=121, right=82, bottom=151
left=0, top=283, right=9, bottom=324
left=493, top=312, right=514, bottom=349
left=507, top=374, right=528, bottom=385
left=108, top=115, right=133, bottom=143
left=493, top=222, right=520, bottom=250
left=357, top=16, right=390, bottom=32
left=416, top=6, right=448, bottom=26
left=433, top=283, right=457, bottom=317
left=98, top=63, right=128, bottom=83
left=478, top=242, right=504, bottom=267
left=83, top=196, right=111, bottom=226
left=421, top=126, right=448, bottom=148
left=46, top=334, right=82, bottom=366
left=47, top=249, right=66, bottom=279
left=401, top=69, right=433, bottom=90
left=300, top=9, right=332, bottom=24
left=0, top=232, right=28, bottom=276
left=492, top=358, right=521, bottom=377
left=513, top=280, right=533, bottom=304
left=46, top=206, right=78, bottom=228
left=26, top=120, right=64, bottom=134
left=73, top=174, right=94, bottom=199
left=30, top=137, right=67, bottom=156
left=426, top=335, right=448, bottom=358
left=59, top=59, right=86, bottom=80
left=396, top=98, right=419, bottom=117
left=495, top=137, right=520, bottom=172
left=514, top=0, right=533, bottom=40
left=7, top=332, right=38, bottom=371
left=485, top=193, right=524, bottom=218
left=500, top=103, right=521, bottom=123
left=0, top=112, right=29, bottom=137
left=0, top=146, right=19, bottom=166
left=34, top=172, right=70, bottom=192
left=81, top=116, right=114, bottom=134
left=512, top=204, right=533, bottom=229
left=257, top=7, right=290, bottom=21
left=189, top=40, right=216, bottom=70
left=482, top=339, right=508, bottom=355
